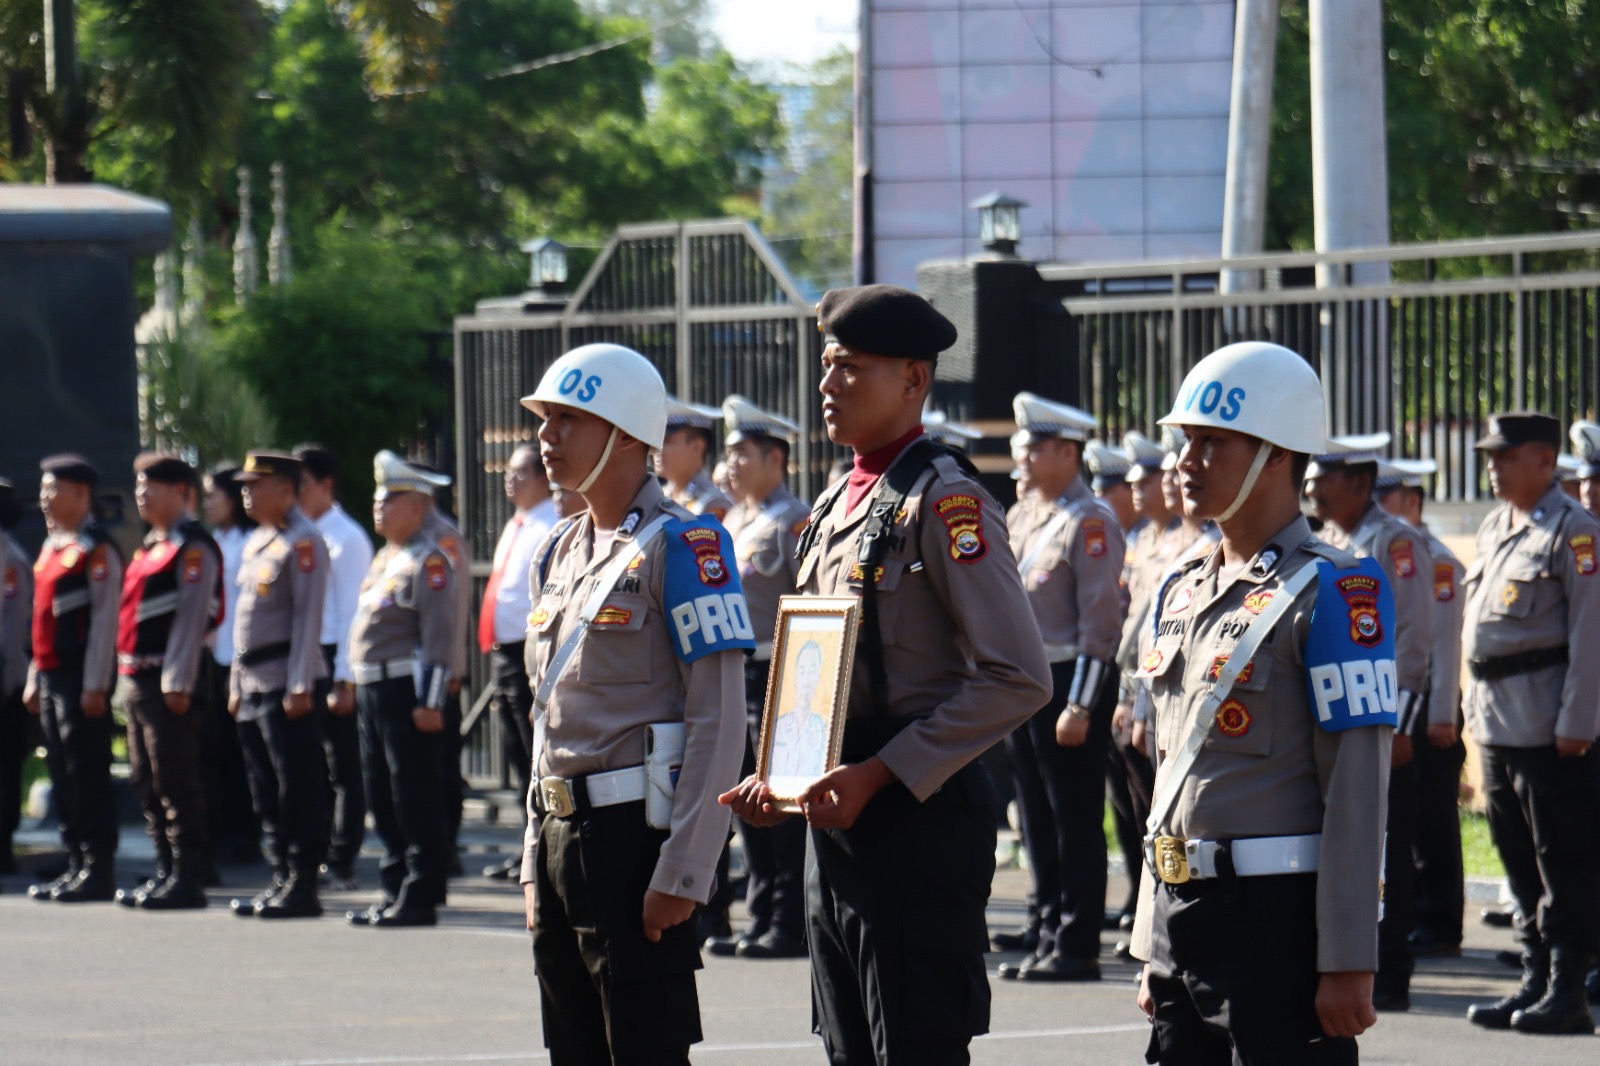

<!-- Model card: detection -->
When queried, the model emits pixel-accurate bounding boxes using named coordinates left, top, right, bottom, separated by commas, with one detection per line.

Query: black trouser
left=358, top=677, right=446, bottom=910
left=1378, top=746, right=1418, bottom=984
left=320, top=645, right=365, bottom=870
left=1145, top=872, right=1358, bottom=1065
left=1106, top=729, right=1156, bottom=917
left=199, top=654, right=259, bottom=862
left=738, top=659, right=806, bottom=940
left=37, top=666, right=117, bottom=858
left=1481, top=742, right=1600, bottom=957
left=1, top=688, right=30, bottom=846
left=123, top=669, right=207, bottom=864
left=440, top=688, right=464, bottom=850
left=489, top=642, right=534, bottom=806
left=1411, top=708, right=1466, bottom=945
left=1004, top=661, right=1115, bottom=959
left=237, top=690, right=329, bottom=878
left=808, top=719, right=996, bottom=1066
left=533, top=800, right=703, bottom=1065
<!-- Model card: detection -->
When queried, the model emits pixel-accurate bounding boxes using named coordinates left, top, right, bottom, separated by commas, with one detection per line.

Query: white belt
left=1043, top=642, right=1079, bottom=664
left=751, top=641, right=773, bottom=662
left=1149, top=833, right=1321, bottom=884
left=352, top=657, right=417, bottom=685
left=536, top=765, right=647, bottom=818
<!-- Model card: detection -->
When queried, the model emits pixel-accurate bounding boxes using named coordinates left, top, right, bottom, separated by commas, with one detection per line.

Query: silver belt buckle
left=539, top=776, right=576, bottom=818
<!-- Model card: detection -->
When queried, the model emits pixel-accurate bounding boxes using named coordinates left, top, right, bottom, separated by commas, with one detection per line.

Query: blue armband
left=1304, top=558, right=1399, bottom=732
left=662, top=517, right=756, bottom=664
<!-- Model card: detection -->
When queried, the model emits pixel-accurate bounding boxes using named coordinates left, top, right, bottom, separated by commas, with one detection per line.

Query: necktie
left=477, top=515, right=523, bottom=653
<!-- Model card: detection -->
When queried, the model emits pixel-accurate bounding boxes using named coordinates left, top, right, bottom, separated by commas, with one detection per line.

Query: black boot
left=140, top=850, right=209, bottom=911
left=1468, top=947, right=1549, bottom=1029
left=117, top=853, right=173, bottom=908
left=54, top=852, right=116, bottom=903
left=257, top=871, right=323, bottom=920
left=28, top=849, right=81, bottom=901
left=1511, top=950, right=1597, bottom=1035
left=230, top=870, right=288, bottom=917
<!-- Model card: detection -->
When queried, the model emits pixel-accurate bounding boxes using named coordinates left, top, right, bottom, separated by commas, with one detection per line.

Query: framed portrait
left=755, top=595, right=861, bottom=812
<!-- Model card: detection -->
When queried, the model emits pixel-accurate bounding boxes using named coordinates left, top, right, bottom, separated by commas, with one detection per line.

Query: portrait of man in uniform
left=758, top=599, right=856, bottom=804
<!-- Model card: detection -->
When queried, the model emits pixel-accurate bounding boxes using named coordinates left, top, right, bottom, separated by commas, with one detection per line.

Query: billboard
left=862, top=0, right=1236, bottom=286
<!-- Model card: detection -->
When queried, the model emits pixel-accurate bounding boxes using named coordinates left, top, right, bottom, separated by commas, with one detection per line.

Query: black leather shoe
left=481, top=856, right=520, bottom=881
left=257, top=893, right=323, bottom=919
left=737, top=931, right=807, bottom=959
left=1111, top=940, right=1133, bottom=961
left=116, top=875, right=166, bottom=909
left=319, top=863, right=360, bottom=892
left=1496, top=949, right=1523, bottom=969
left=996, top=947, right=1045, bottom=980
left=1481, top=907, right=1518, bottom=929
left=991, top=922, right=1041, bottom=953
left=230, top=877, right=286, bottom=918
left=705, top=936, right=742, bottom=957
left=368, top=905, right=437, bottom=928
left=1407, top=929, right=1462, bottom=957
left=139, top=876, right=208, bottom=910
left=27, top=872, right=73, bottom=901
left=1015, top=953, right=1102, bottom=982
left=345, top=903, right=389, bottom=926
left=54, top=859, right=116, bottom=903
left=1468, top=950, right=1548, bottom=1029
left=1510, top=950, right=1597, bottom=1035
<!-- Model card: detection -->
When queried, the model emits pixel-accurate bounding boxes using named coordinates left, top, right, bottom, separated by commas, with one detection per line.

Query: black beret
left=817, top=284, right=957, bottom=361
left=236, top=450, right=303, bottom=483
left=1475, top=411, right=1562, bottom=452
left=134, top=451, right=197, bottom=485
left=40, top=453, right=99, bottom=485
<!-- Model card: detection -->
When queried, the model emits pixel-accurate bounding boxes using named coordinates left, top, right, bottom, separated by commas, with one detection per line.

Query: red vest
left=32, top=526, right=115, bottom=672
left=117, top=522, right=224, bottom=670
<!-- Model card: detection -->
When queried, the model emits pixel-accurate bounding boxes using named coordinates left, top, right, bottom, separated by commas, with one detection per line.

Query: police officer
left=1305, top=432, right=1435, bottom=1011
left=657, top=396, right=733, bottom=522
left=0, top=479, right=33, bottom=876
left=1463, top=412, right=1600, bottom=1035
left=1087, top=439, right=1139, bottom=534
left=25, top=455, right=122, bottom=902
left=1131, top=342, right=1394, bottom=1062
left=114, top=454, right=223, bottom=910
left=344, top=453, right=459, bottom=927
left=1374, top=457, right=1468, bottom=958
left=994, top=396, right=1127, bottom=983
left=1558, top=453, right=1584, bottom=499
left=1571, top=420, right=1600, bottom=518
left=519, top=343, right=751, bottom=1064
left=711, top=395, right=811, bottom=959
left=480, top=444, right=558, bottom=881
left=723, top=285, right=1051, bottom=1064
left=228, top=451, right=332, bottom=920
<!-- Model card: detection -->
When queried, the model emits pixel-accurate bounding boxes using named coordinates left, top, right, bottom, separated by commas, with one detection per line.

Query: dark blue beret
left=134, top=451, right=197, bottom=485
left=817, top=284, right=957, bottom=361
left=40, top=453, right=99, bottom=485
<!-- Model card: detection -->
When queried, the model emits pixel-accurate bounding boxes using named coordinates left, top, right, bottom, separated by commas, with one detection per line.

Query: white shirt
left=313, top=502, right=375, bottom=683
left=212, top=525, right=250, bottom=666
left=492, top=498, right=557, bottom=644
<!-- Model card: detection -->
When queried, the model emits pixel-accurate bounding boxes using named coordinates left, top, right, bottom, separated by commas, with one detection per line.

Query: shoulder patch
left=438, top=536, right=463, bottom=569
left=424, top=552, right=449, bottom=590
left=88, top=544, right=109, bottom=581
left=663, top=517, right=755, bottom=663
left=934, top=494, right=987, bottom=563
left=679, top=526, right=731, bottom=587
left=1305, top=559, right=1398, bottom=732
left=182, top=546, right=205, bottom=583
left=1081, top=517, right=1107, bottom=558
left=1568, top=533, right=1597, bottom=576
left=3, top=565, right=16, bottom=599
left=295, top=538, right=318, bottom=573
left=1433, top=563, right=1456, bottom=602
left=1388, top=537, right=1416, bottom=578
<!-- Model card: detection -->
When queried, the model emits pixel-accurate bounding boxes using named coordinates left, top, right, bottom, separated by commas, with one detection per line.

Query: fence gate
left=452, top=218, right=836, bottom=790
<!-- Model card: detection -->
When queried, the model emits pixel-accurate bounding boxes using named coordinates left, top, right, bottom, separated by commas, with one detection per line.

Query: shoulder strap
left=536, top=518, right=578, bottom=589
left=794, top=479, right=848, bottom=564
left=1145, top=556, right=1321, bottom=840
left=1018, top=504, right=1076, bottom=576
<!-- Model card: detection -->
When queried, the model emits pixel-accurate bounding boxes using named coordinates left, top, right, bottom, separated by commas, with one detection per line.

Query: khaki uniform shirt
left=796, top=443, right=1052, bottom=801
left=1462, top=483, right=1600, bottom=745
left=1417, top=523, right=1465, bottom=726
left=724, top=485, right=810, bottom=649
left=1009, top=476, right=1127, bottom=663
left=670, top=472, right=732, bottom=523
left=2, top=532, right=32, bottom=698
left=1320, top=503, right=1435, bottom=708
left=230, top=508, right=330, bottom=704
left=1130, top=516, right=1392, bottom=973
left=1116, top=517, right=1182, bottom=677
left=422, top=509, right=470, bottom=680
left=349, top=534, right=458, bottom=710
left=518, top=478, right=746, bottom=903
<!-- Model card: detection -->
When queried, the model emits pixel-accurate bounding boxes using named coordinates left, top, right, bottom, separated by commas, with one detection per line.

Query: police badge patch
left=182, top=547, right=204, bottom=583
left=1081, top=518, right=1108, bottom=558
left=1568, top=533, right=1597, bottom=576
left=679, top=527, right=731, bottom=587
left=424, top=553, right=449, bottom=590
left=1434, top=563, right=1456, bottom=602
left=295, top=538, right=317, bottom=573
left=1337, top=573, right=1384, bottom=648
left=1389, top=538, right=1417, bottom=578
left=1215, top=699, right=1252, bottom=737
left=934, top=494, right=986, bottom=564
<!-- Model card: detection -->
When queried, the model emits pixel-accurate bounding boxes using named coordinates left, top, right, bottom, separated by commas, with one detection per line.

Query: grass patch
left=1460, top=810, right=1504, bottom=879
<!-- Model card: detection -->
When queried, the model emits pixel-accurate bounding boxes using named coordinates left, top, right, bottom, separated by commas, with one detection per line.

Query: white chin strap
left=1214, top=440, right=1273, bottom=524
left=574, top=426, right=619, bottom=494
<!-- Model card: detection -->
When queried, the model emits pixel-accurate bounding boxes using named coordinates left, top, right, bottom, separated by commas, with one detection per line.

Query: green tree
left=763, top=47, right=853, bottom=296
left=581, top=0, right=713, bottom=61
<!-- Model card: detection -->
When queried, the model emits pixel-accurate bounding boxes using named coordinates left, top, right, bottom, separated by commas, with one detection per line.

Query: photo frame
left=755, top=595, right=861, bottom=812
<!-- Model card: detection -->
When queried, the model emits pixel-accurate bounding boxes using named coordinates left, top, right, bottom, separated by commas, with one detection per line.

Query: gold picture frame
left=755, top=595, right=861, bottom=812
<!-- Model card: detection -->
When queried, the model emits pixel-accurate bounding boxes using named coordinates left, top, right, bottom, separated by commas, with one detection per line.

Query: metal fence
left=1040, top=231, right=1600, bottom=504
left=451, top=219, right=838, bottom=788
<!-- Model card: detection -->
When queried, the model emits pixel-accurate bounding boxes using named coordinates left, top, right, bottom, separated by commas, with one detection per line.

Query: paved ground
left=1, top=823, right=1595, bottom=1065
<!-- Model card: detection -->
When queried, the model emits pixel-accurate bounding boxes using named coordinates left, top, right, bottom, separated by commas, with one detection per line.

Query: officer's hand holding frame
left=755, top=596, right=859, bottom=814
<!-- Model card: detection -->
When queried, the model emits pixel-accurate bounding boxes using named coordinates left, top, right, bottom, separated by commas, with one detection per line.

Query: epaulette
left=1304, top=536, right=1360, bottom=570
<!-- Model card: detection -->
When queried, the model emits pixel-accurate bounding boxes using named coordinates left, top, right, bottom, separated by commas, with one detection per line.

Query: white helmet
left=521, top=344, right=667, bottom=450
left=1158, top=342, right=1326, bottom=522
left=1157, top=342, right=1326, bottom=455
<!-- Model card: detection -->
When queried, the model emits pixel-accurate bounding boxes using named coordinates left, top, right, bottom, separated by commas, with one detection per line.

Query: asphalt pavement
left=1, top=823, right=1595, bottom=1065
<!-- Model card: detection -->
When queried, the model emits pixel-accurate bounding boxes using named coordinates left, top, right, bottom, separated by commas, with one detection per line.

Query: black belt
left=1468, top=646, right=1569, bottom=681
left=237, top=641, right=292, bottom=667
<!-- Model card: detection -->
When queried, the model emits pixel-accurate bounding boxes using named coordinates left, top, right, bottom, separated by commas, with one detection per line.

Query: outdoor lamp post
left=522, top=236, right=569, bottom=291
left=971, top=192, right=1025, bottom=257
